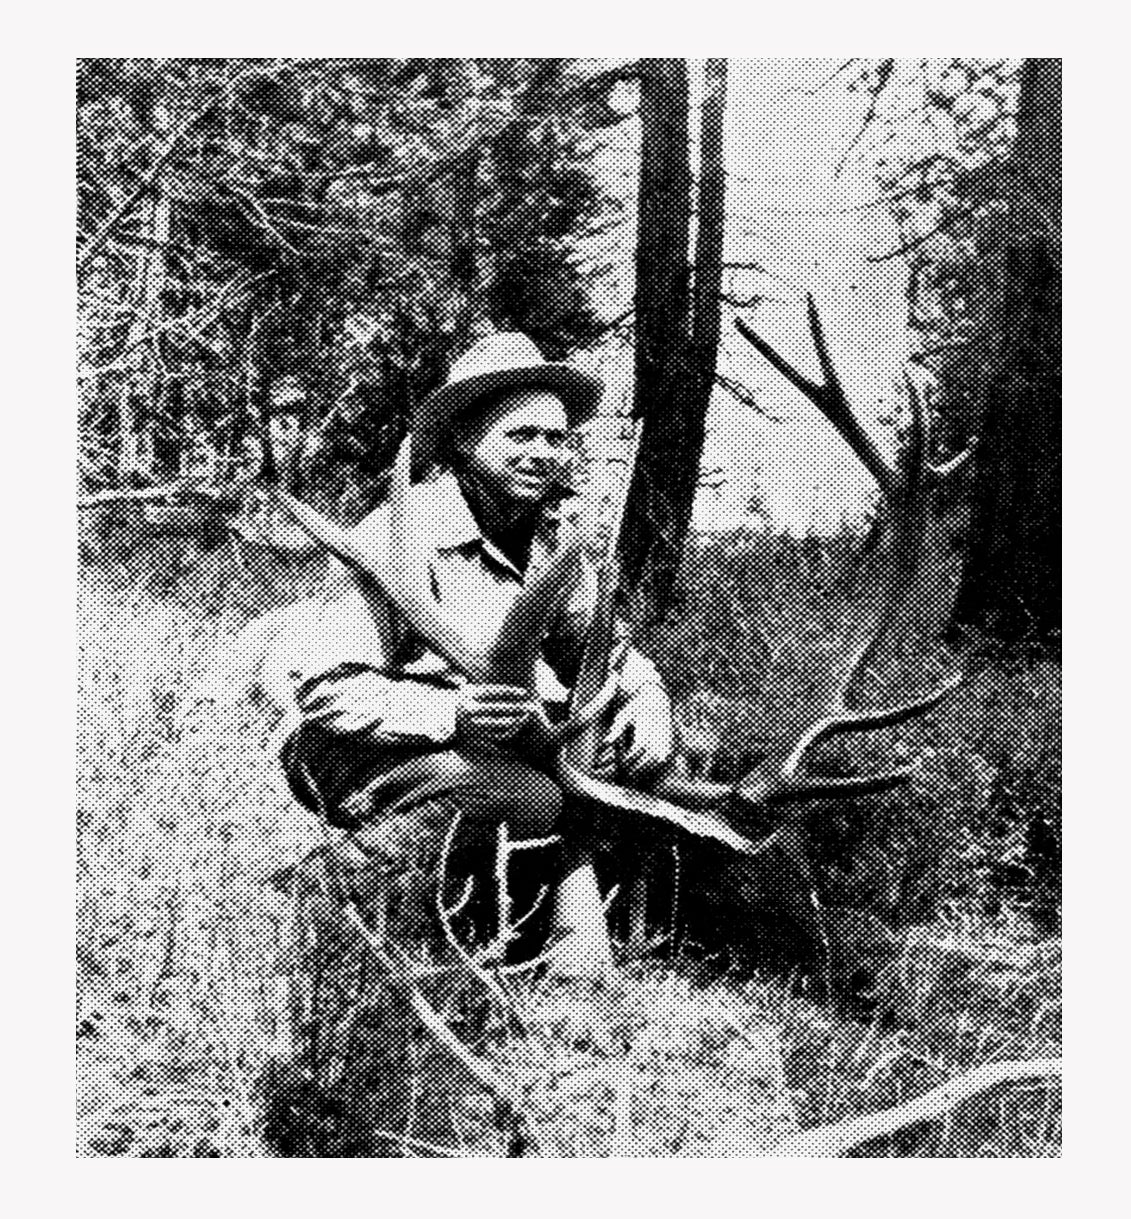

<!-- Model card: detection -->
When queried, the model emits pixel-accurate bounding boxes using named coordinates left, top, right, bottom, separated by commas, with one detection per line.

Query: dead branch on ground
left=772, top=1057, right=1062, bottom=1157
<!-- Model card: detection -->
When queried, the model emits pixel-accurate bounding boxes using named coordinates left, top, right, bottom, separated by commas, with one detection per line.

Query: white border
left=3, top=10, right=1124, bottom=1214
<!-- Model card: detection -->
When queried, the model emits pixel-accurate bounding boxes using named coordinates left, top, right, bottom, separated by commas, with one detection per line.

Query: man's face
left=456, top=390, right=570, bottom=506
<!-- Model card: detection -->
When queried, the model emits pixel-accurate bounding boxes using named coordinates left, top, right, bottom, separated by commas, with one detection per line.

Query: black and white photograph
left=72, top=55, right=1062, bottom=1160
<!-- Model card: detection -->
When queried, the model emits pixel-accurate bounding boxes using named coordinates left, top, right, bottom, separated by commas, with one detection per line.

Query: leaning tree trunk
left=622, top=58, right=727, bottom=620
left=449, top=144, right=488, bottom=348
left=951, top=58, right=1061, bottom=644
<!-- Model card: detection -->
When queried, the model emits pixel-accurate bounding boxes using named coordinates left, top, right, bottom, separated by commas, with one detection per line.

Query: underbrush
left=639, top=534, right=1061, bottom=935
left=76, top=533, right=1061, bottom=1157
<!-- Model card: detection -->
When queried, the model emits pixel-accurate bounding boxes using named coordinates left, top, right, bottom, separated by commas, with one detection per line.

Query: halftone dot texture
left=77, top=59, right=1060, bottom=1157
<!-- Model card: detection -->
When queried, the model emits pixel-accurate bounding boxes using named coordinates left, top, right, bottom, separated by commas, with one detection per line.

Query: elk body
left=273, top=297, right=973, bottom=983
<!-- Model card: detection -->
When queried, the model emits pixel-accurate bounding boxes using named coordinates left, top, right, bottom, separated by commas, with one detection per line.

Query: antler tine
left=806, top=295, right=905, bottom=504
left=928, top=436, right=978, bottom=484
left=559, top=419, right=645, bottom=767
left=903, top=365, right=978, bottom=490
left=766, top=768, right=915, bottom=805
left=274, top=435, right=484, bottom=676
left=817, top=363, right=934, bottom=714
left=542, top=652, right=625, bottom=750
left=555, top=760, right=763, bottom=855
left=782, top=670, right=965, bottom=773
left=760, top=669, right=966, bottom=805
left=734, top=295, right=900, bottom=502
left=487, top=531, right=587, bottom=686
left=386, top=429, right=414, bottom=547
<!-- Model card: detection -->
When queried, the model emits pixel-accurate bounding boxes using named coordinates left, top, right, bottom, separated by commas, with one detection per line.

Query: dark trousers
left=281, top=722, right=572, bottom=962
left=281, top=721, right=563, bottom=838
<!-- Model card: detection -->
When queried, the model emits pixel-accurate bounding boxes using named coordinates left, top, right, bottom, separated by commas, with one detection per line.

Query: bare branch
left=798, top=59, right=856, bottom=97
left=78, top=61, right=284, bottom=272
left=341, top=902, right=536, bottom=1141
left=76, top=478, right=222, bottom=509
left=227, top=186, right=304, bottom=257
left=867, top=202, right=986, bottom=264
left=834, top=58, right=895, bottom=178
left=773, top=1059, right=1062, bottom=1157
left=435, top=810, right=514, bottom=1015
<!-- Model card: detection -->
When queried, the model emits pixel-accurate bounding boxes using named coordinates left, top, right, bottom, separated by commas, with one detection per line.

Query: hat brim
left=412, top=364, right=603, bottom=473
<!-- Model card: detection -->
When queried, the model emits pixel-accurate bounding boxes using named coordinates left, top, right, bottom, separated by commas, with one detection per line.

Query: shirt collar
left=420, top=471, right=570, bottom=561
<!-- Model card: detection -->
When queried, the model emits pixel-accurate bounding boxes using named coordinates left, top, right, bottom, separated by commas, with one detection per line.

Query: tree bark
left=449, top=145, right=487, bottom=346
left=116, top=182, right=170, bottom=483
left=621, top=59, right=726, bottom=620
left=690, top=61, right=728, bottom=414
left=950, top=58, right=1061, bottom=644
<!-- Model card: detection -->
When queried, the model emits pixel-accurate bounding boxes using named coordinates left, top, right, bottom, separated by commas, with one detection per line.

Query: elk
left=272, top=295, right=974, bottom=980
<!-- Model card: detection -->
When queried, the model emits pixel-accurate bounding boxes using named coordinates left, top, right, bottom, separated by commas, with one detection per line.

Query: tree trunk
left=450, top=145, right=487, bottom=345
left=621, top=59, right=726, bottom=620
left=950, top=58, right=1061, bottom=644
left=117, top=184, right=170, bottom=483
left=690, top=60, right=728, bottom=415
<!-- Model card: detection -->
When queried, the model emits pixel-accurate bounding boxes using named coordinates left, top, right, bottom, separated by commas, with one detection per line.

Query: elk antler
left=736, top=295, right=903, bottom=502
left=550, top=299, right=975, bottom=860
left=728, top=298, right=974, bottom=809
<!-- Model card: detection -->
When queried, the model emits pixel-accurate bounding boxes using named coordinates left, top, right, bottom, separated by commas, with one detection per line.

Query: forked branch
left=341, top=901, right=537, bottom=1147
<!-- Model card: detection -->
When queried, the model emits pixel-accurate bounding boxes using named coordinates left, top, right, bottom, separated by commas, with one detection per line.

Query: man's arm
left=296, top=662, right=463, bottom=744
left=284, top=528, right=466, bottom=746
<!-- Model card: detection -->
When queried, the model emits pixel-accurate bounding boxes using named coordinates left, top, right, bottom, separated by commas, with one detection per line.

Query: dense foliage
left=78, top=58, right=616, bottom=516
left=840, top=59, right=1025, bottom=437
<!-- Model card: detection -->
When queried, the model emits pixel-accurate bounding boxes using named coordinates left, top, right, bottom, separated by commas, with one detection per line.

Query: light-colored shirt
left=295, top=471, right=662, bottom=746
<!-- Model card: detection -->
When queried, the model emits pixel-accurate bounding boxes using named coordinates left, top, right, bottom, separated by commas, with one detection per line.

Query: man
left=281, top=332, right=675, bottom=977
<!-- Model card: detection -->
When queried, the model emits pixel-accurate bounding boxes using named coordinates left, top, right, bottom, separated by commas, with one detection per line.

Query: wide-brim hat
left=411, top=331, right=603, bottom=474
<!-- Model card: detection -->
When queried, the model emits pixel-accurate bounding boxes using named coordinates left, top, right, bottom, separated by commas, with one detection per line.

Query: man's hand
left=455, top=683, right=541, bottom=747
left=604, top=683, right=675, bottom=779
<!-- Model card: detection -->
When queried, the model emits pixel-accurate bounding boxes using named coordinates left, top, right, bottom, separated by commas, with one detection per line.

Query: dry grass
left=76, top=542, right=1061, bottom=1158
left=76, top=577, right=315, bottom=1156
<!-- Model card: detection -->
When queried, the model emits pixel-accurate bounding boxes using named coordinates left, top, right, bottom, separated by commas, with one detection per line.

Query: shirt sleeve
left=296, top=663, right=460, bottom=745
